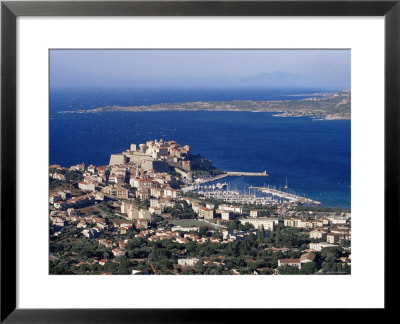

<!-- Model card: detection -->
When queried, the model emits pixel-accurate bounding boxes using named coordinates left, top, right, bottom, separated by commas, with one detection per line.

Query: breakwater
left=226, top=170, right=268, bottom=177
left=249, top=186, right=321, bottom=205
left=194, top=170, right=268, bottom=185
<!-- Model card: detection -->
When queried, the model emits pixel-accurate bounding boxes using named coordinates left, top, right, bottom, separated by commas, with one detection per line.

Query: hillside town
left=49, top=139, right=351, bottom=275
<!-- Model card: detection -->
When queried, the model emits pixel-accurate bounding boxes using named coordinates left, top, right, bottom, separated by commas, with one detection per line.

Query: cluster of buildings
left=49, top=208, right=133, bottom=238
left=49, top=140, right=351, bottom=275
left=283, top=214, right=351, bottom=246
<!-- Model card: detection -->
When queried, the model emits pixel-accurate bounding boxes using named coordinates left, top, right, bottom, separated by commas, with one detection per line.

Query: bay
left=50, top=88, right=350, bottom=208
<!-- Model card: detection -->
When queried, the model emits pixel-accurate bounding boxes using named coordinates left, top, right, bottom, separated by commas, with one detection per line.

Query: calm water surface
left=50, top=88, right=350, bottom=208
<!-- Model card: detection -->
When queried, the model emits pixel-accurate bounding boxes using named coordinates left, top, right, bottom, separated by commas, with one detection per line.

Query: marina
left=183, top=179, right=321, bottom=206
left=191, top=185, right=277, bottom=206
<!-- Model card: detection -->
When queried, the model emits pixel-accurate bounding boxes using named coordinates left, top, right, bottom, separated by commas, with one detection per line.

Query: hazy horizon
left=50, top=49, right=351, bottom=90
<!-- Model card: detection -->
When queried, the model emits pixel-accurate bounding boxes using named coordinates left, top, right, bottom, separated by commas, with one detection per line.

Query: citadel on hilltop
left=49, top=138, right=351, bottom=275
left=109, top=139, right=212, bottom=181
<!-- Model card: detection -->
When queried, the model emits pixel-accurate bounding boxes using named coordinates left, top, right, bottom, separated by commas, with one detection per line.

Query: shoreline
left=57, top=89, right=351, bottom=120
left=59, top=108, right=351, bottom=120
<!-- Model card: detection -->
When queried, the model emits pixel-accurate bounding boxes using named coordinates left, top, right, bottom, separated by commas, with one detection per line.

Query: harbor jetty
left=249, top=186, right=321, bottom=205
left=226, top=170, right=268, bottom=177
left=194, top=170, right=268, bottom=185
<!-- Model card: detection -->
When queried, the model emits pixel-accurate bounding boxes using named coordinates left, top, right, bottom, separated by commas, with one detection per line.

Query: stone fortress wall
left=109, top=139, right=193, bottom=175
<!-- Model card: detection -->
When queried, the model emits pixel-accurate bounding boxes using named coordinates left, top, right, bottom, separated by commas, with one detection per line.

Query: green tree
left=212, top=231, right=223, bottom=239
left=277, top=266, right=300, bottom=275
left=320, top=246, right=343, bottom=260
left=300, top=262, right=318, bottom=274
left=257, top=225, right=265, bottom=243
left=198, top=227, right=208, bottom=238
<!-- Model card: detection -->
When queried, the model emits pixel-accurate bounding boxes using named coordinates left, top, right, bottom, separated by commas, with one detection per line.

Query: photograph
left=48, top=49, right=351, bottom=276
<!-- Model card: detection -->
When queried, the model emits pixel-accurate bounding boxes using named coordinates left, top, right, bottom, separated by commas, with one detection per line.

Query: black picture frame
left=1, top=0, right=398, bottom=322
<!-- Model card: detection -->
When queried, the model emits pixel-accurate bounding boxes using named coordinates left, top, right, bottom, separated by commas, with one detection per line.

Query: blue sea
left=50, top=88, right=351, bottom=208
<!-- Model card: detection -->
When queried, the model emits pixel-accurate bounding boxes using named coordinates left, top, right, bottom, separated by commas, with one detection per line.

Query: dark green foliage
left=277, top=266, right=300, bottom=274
left=226, top=220, right=255, bottom=231
left=300, top=262, right=318, bottom=274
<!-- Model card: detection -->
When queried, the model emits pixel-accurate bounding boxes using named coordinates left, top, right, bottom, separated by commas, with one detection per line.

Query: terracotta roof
left=279, top=258, right=301, bottom=264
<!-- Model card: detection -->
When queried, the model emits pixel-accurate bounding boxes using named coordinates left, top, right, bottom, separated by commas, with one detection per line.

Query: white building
left=278, top=259, right=301, bottom=270
left=112, top=248, right=125, bottom=257
left=250, top=210, right=259, bottom=218
left=171, top=226, right=200, bottom=232
left=149, top=207, right=162, bottom=215
left=221, top=211, right=234, bottom=221
left=78, top=181, right=96, bottom=192
left=309, top=242, right=338, bottom=252
left=139, top=209, right=152, bottom=220
left=239, top=218, right=279, bottom=232
left=87, top=165, right=96, bottom=173
left=150, top=198, right=160, bottom=208
left=125, top=206, right=138, bottom=220
left=178, top=258, right=199, bottom=266
left=219, top=204, right=243, bottom=214
left=309, top=229, right=324, bottom=239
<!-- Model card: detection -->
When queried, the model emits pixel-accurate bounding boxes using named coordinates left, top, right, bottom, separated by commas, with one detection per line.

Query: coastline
left=58, top=90, right=351, bottom=120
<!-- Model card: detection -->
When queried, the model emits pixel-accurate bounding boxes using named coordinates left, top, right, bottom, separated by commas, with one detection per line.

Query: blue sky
left=50, top=49, right=350, bottom=89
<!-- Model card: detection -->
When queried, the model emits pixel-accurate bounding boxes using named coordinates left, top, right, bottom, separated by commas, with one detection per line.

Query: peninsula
left=62, top=90, right=351, bottom=120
